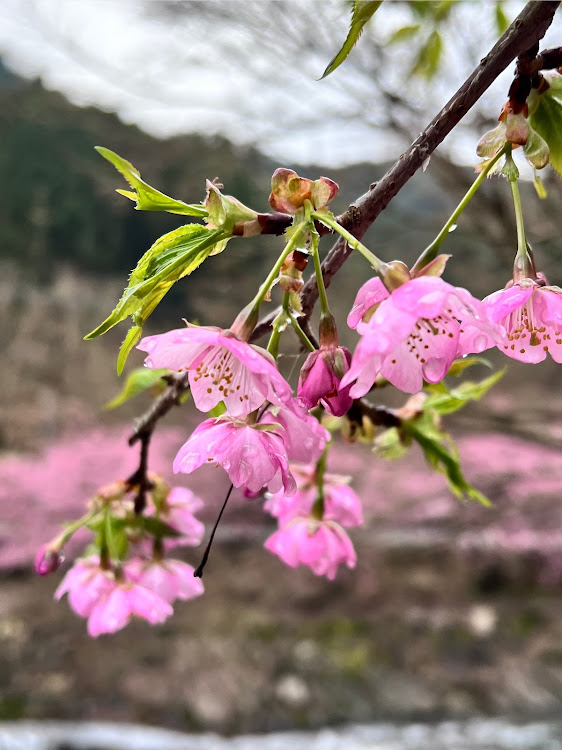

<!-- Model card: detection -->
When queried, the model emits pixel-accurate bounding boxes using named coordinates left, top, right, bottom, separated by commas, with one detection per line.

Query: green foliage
left=423, top=368, right=505, bottom=416
left=374, top=366, right=502, bottom=504
left=529, top=75, right=562, bottom=177
left=411, top=29, right=442, bottom=79
left=96, top=147, right=208, bottom=216
left=495, top=2, right=509, bottom=34
left=321, top=1, right=383, bottom=79
left=404, top=414, right=490, bottom=505
left=104, top=366, right=169, bottom=409
left=141, top=516, right=183, bottom=539
left=386, top=24, right=420, bottom=45
left=86, top=223, right=228, bottom=373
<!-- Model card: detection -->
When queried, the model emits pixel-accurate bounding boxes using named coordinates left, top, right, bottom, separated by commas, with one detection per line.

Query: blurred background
left=1, top=1, right=562, bottom=748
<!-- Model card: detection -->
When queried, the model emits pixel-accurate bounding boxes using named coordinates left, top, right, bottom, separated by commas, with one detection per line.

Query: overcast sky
left=0, top=1, right=560, bottom=167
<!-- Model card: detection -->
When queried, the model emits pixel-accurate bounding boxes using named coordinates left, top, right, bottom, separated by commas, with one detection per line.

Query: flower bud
left=269, top=168, right=338, bottom=214
left=35, top=544, right=63, bottom=576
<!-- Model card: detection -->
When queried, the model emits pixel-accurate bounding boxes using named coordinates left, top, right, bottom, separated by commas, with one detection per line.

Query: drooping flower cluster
left=264, top=463, right=363, bottom=580
left=41, top=480, right=205, bottom=636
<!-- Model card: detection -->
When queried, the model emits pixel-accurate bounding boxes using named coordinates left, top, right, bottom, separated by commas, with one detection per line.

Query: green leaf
left=321, top=1, right=383, bottom=79
left=445, top=356, right=492, bottom=378
left=529, top=76, right=562, bottom=177
left=386, top=24, right=420, bottom=45
left=96, top=147, right=207, bottom=216
left=85, top=224, right=227, bottom=370
left=424, top=369, right=505, bottom=416
left=117, top=326, right=143, bottom=376
left=373, top=426, right=409, bottom=459
left=405, top=416, right=490, bottom=505
left=410, top=30, right=442, bottom=79
left=105, top=367, right=169, bottom=409
left=495, top=2, right=509, bottom=34
left=142, top=517, right=182, bottom=539
left=533, top=169, right=548, bottom=199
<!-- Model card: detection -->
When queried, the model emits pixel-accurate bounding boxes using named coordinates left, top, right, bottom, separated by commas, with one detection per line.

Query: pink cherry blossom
left=265, top=479, right=363, bottom=528
left=124, top=557, right=204, bottom=603
left=148, top=486, right=205, bottom=546
left=55, top=557, right=115, bottom=617
left=483, top=279, right=562, bottom=363
left=342, top=276, right=500, bottom=395
left=347, top=276, right=389, bottom=331
left=87, top=581, right=173, bottom=637
left=264, top=519, right=357, bottom=580
left=55, top=557, right=173, bottom=636
left=173, top=416, right=297, bottom=495
left=138, top=325, right=292, bottom=416
left=298, top=346, right=353, bottom=416
left=260, top=401, right=329, bottom=464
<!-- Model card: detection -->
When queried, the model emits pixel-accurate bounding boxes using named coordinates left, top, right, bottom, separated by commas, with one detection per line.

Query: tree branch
left=298, top=0, right=559, bottom=318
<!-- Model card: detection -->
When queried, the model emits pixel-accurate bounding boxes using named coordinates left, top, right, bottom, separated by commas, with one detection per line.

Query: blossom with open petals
left=260, top=401, right=330, bottom=465
left=483, top=278, right=562, bottom=363
left=125, top=558, right=204, bottom=604
left=150, top=486, right=205, bottom=546
left=173, top=416, right=297, bottom=495
left=55, top=557, right=173, bottom=636
left=265, top=469, right=363, bottom=528
left=342, top=276, right=500, bottom=395
left=265, top=519, right=356, bottom=580
left=138, top=325, right=292, bottom=417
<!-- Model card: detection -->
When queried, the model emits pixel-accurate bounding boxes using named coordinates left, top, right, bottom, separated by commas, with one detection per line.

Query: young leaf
left=85, top=224, right=227, bottom=371
left=446, top=356, right=492, bottom=377
left=105, top=367, right=169, bottom=410
left=423, top=369, right=504, bottom=416
left=529, top=75, right=562, bottom=176
left=405, top=416, right=490, bottom=505
left=96, top=147, right=207, bottom=216
left=142, top=517, right=183, bottom=539
left=410, top=30, right=442, bottom=79
left=495, top=2, right=509, bottom=34
left=386, top=24, right=420, bottom=45
left=321, top=1, right=383, bottom=79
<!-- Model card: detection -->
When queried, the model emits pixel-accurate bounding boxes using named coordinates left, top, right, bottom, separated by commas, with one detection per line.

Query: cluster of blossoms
left=37, top=482, right=205, bottom=636
left=38, top=157, right=562, bottom=636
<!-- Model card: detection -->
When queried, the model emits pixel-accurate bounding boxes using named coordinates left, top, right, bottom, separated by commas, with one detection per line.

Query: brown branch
left=298, top=0, right=559, bottom=319
left=128, top=372, right=189, bottom=446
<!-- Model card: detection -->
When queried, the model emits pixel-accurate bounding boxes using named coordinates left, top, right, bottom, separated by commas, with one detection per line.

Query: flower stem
left=53, top=510, right=97, bottom=549
left=267, top=292, right=291, bottom=358
left=411, top=146, right=506, bottom=275
left=289, top=313, right=316, bottom=352
left=311, top=211, right=385, bottom=273
left=249, top=222, right=306, bottom=315
left=509, top=169, right=533, bottom=279
left=310, top=228, right=330, bottom=318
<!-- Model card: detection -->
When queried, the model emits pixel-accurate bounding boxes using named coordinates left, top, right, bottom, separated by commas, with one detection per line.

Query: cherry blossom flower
left=138, top=325, right=292, bottom=417
left=264, top=519, right=357, bottom=580
left=55, top=557, right=115, bottom=617
left=55, top=556, right=173, bottom=636
left=342, top=276, right=500, bottom=395
left=125, top=557, right=204, bottom=604
left=265, top=472, right=363, bottom=528
left=173, top=416, right=297, bottom=495
left=86, top=581, right=173, bottom=637
left=149, top=486, right=205, bottom=546
left=260, top=401, right=330, bottom=465
left=298, top=345, right=353, bottom=416
left=483, top=278, right=562, bottom=363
